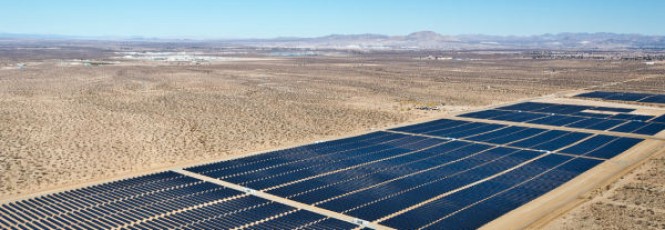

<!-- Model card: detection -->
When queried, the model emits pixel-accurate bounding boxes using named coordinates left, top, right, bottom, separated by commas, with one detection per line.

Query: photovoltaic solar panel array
left=576, top=91, right=665, bottom=104
left=0, top=171, right=355, bottom=230
left=391, top=119, right=643, bottom=159
left=0, top=99, right=658, bottom=230
left=180, top=119, right=628, bottom=229
left=459, top=102, right=665, bottom=135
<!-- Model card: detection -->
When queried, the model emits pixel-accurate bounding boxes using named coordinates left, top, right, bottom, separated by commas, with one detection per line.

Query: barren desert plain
left=1, top=45, right=665, bottom=228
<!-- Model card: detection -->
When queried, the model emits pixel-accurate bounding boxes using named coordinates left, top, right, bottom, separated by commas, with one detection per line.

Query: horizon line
left=1, top=31, right=664, bottom=41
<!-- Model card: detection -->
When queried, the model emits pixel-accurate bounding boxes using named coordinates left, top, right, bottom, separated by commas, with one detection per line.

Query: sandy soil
left=597, top=74, right=665, bottom=94
left=543, top=150, right=665, bottom=229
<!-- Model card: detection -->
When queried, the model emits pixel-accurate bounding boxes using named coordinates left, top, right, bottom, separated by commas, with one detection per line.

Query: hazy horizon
left=3, top=30, right=665, bottom=41
left=2, top=0, right=664, bottom=39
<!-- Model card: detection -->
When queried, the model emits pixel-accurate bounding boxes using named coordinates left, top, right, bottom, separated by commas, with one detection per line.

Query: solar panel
left=488, top=111, right=549, bottom=122
left=583, top=138, right=644, bottom=159
left=269, top=141, right=486, bottom=202
left=187, top=132, right=401, bottom=174
left=508, top=130, right=569, bottom=148
left=315, top=148, right=542, bottom=220
left=458, top=109, right=512, bottom=119
left=391, top=119, right=467, bottom=134
left=610, top=113, right=654, bottom=121
left=610, top=121, right=649, bottom=133
left=379, top=154, right=589, bottom=229
left=588, top=107, right=635, bottom=113
left=572, top=111, right=613, bottom=118
left=419, top=157, right=603, bottom=230
left=0, top=176, right=245, bottom=229
left=480, top=128, right=548, bottom=145
left=559, top=135, right=644, bottom=159
left=634, top=123, right=665, bottom=135
left=652, top=115, right=665, bottom=123
left=524, top=132, right=592, bottom=151
left=639, top=95, right=665, bottom=103
left=220, top=137, right=446, bottom=190
left=458, top=101, right=664, bottom=135
left=465, top=126, right=530, bottom=142
left=564, top=117, right=606, bottom=128
left=577, top=91, right=665, bottom=105
left=496, top=102, right=553, bottom=111
left=535, top=104, right=587, bottom=114
left=427, top=123, right=506, bottom=139
left=584, top=119, right=626, bottom=130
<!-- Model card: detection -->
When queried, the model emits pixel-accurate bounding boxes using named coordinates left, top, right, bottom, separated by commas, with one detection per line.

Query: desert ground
left=543, top=149, right=665, bottom=229
left=1, top=46, right=665, bottom=228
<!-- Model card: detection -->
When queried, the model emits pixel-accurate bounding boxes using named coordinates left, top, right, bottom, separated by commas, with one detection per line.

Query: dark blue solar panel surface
left=635, top=123, right=665, bottom=135
left=521, top=132, right=592, bottom=151
left=420, top=157, right=603, bottom=229
left=577, top=91, right=665, bottom=105
left=640, top=95, right=665, bottom=104
left=576, top=91, right=614, bottom=99
left=652, top=115, right=665, bottom=123
left=128, top=195, right=356, bottom=230
left=219, top=136, right=446, bottom=190
left=489, top=111, right=548, bottom=122
left=390, top=119, right=628, bottom=152
left=379, top=155, right=603, bottom=229
left=560, top=135, right=644, bottom=159
left=187, top=131, right=405, bottom=176
left=588, top=107, right=635, bottom=113
left=174, top=116, right=642, bottom=228
left=584, top=119, right=626, bottom=130
left=465, top=126, right=532, bottom=142
left=564, top=117, right=606, bottom=128
left=610, top=113, right=654, bottom=121
left=0, top=172, right=249, bottom=229
left=0, top=173, right=359, bottom=230
left=427, top=123, right=506, bottom=139
left=611, top=121, right=665, bottom=135
left=330, top=149, right=542, bottom=221
left=508, top=130, right=569, bottom=148
left=607, top=93, right=650, bottom=102
left=478, top=127, right=548, bottom=145
left=611, top=121, right=648, bottom=133
left=494, top=102, right=647, bottom=119
left=270, top=142, right=489, bottom=203
left=459, top=101, right=665, bottom=135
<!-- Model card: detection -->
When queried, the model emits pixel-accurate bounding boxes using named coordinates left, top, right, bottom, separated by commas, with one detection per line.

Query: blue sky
left=1, top=0, right=663, bottom=38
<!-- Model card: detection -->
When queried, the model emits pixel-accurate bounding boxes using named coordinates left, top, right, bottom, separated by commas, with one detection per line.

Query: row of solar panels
left=460, top=102, right=665, bottom=135
left=498, top=102, right=665, bottom=123
left=577, top=91, right=665, bottom=104
left=0, top=171, right=356, bottom=230
left=381, top=154, right=600, bottom=229
left=182, top=120, right=636, bottom=229
left=391, top=119, right=642, bottom=159
left=498, top=102, right=657, bottom=121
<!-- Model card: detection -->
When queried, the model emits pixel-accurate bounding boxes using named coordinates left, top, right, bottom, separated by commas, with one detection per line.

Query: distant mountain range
left=232, top=31, right=665, bottom=50
left=2, top=31, right=665, bottom=50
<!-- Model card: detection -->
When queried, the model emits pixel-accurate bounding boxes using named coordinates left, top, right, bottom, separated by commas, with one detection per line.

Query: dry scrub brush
left=0, top=62, right=409, bottom=197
